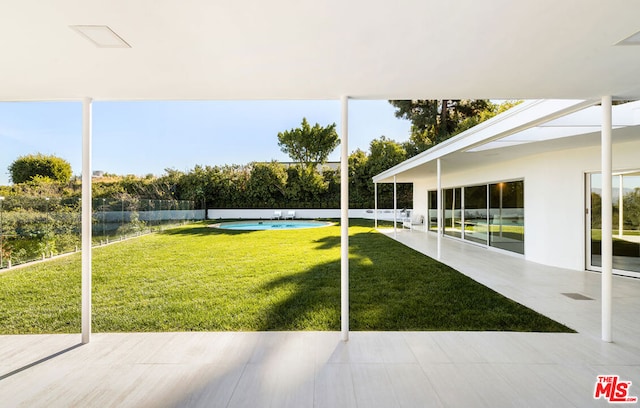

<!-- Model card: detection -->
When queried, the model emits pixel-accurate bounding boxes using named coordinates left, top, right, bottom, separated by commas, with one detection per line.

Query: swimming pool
left=211, top=220, right=332, bottom=231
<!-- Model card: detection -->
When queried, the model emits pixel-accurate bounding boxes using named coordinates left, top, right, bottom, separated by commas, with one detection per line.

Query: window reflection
left=427, top=180, right=525, bottom=255
left=464, top=185, right=488, bottom=244
left=590, top=172, right=640, bottom=274
left=489, top=181, right=524, bottom=254
left=428, top=190, right=438, bottom=232
left=443, top=188, right=462, bottom=238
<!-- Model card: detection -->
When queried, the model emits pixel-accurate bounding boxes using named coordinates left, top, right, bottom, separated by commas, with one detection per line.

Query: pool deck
left=1, top=228, right=639, bottom=407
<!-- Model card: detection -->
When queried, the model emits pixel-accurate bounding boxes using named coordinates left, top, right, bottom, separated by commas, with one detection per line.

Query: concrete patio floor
left=1, top=228, right=638, bottom=407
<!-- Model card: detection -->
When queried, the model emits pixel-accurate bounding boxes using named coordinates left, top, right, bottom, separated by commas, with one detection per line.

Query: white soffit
left=467, top=101, right=640, bottom=152
left=372, top=99, right=595, bottom=183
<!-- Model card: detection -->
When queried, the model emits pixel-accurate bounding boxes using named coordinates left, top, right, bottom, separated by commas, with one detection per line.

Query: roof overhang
left=2, top=1, right=640, bottom=102
left=373, top=99, right=640, bottom=184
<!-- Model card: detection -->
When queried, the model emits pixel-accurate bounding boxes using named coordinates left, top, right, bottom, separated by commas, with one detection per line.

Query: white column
left=81, top=98, right=92, bottom=344
left=340, top=96, right=349, bottom=342
left=601, top=95, right=613, bottom=343
left=436, top=158, right=442, bottom=260
left=393, top=176, right=397, bottom=237
left=374, top=182, right=378, bottom=229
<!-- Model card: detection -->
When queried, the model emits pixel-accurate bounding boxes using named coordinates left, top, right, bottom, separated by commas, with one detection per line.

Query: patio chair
left=284, top=210, right=295, bottom=220
left=401, top=210, right=411, bottom=229
left=273, top=210, right=282, bottom=219
left=403, top=214, right=424, bottom=231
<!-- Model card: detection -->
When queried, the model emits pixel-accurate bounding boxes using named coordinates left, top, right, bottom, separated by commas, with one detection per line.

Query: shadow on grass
left=256, top=230, right=575, bottom=333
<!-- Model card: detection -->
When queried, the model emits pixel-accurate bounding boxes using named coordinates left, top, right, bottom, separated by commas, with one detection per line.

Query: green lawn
left=0, top=219, right=572, bottom=334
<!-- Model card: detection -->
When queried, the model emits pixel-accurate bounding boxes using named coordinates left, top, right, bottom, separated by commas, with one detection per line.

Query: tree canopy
left=389, top=100, right=520, bottom=157
left=8, top=153, right=72, bottom=184
left=277, top=118, right=340, bottom=167
left=348, top=136, right=410, bottom=208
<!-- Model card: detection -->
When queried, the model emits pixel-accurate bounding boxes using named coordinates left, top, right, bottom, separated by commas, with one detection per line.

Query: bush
left=9, top=154, right=72, bottom=184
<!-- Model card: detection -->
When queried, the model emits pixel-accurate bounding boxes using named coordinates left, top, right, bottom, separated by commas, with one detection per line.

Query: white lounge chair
left=273, top=210, right=282, bottom=219
left=403, top=214, right=424, bottom=231
left=284, top=210, right=295, bottom=220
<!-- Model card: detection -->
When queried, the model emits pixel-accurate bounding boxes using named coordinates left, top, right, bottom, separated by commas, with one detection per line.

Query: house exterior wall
left=412, top=138, right=640, bottom=271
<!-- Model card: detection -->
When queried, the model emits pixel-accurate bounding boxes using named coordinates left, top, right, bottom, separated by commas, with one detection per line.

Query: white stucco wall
left=411, top=138, right=640, bottom=271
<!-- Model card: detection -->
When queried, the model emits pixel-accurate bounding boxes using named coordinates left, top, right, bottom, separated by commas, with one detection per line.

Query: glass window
left=428, top=190, right=438, bottom=232
left=443, top=188, right=462, bottom=238
left=489, top=181, right=524, bottom=254
left=463, top=185, right=488, bottom=245
left=590, top=172, right=640, bottom=274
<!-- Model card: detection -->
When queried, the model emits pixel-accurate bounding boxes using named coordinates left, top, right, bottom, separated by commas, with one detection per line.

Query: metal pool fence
left=0, top=196, right=203, bottom=270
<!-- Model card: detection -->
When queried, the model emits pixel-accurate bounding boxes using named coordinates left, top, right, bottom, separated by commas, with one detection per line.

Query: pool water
left=212, top=220, right=332, bottom=231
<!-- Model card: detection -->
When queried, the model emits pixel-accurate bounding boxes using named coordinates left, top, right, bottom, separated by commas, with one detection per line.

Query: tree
left=277, top=118, right=340, bottom=167
left=367, top=136, right=407, bottom=176
left=284, top=165, right=328, bottom=206
left=347, top=137, right=410, bottom=209
left=246, top=162, right=288, bottom=207
left=348, top=149, right=370, bottom=206
left=9, top=153, right=72, bottom=184
left=623, top=188, right=640, bottom=229
left=389, top=100, right=510, bottom=157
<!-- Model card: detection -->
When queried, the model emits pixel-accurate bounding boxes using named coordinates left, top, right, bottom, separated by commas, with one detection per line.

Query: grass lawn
left=0, top=219, right=572, bottom=334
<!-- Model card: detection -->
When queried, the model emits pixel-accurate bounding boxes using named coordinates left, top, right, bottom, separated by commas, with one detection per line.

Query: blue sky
left=0, top=100, right=411, bottom=185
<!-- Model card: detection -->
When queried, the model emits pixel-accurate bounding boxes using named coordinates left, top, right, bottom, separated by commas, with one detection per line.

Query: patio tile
left=420, top=363, right=488, bottom=407
left=386, top=363, right=443, bottom=408
left=402, top=332, right=452, bottom=364
left=227, top=361, right=315, bottom=408
left=314, top=363, right=358, bottom=408
left=351, top=363, right=399, bottom=408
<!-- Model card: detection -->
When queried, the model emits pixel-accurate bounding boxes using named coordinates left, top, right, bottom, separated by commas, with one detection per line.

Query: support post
left=601, top=95, right=613, bottom=343
left=436, top=158, right=442, bottom=260
left=393, top=176, right=397, bottom=238
left=340, top=96, right=349, bottom=342
left=81, top=98, right=92, bottom=344
left=374, top=183, right=378, bottom=229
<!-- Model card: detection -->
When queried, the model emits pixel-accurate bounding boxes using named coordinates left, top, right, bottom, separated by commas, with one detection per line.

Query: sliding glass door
left=426, top=180, right=524, bottom=255
left=588, top=172, right=640, bottom=276
left=428, top=190, right=438, bottom=232
left=489, top=181, right=525, bottom=254
left=463, top=185, right=488, bottom=244
left=443, top=188, right=462, bottom=238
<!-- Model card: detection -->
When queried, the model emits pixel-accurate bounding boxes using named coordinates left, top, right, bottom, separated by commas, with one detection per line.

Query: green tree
left=9, top=153, right=72, bottom=184
left=347, top=137, right=411, bottom=209
left=246, top=162, right=288, bottom=207
left=284, top=165, right=328, bottom=206
left=367, top=136, right=407, bottom=175
left=349, top=149, right=370, bottom=207
left=389, top=100, right=519, bottom=157
left=623, top=188, right=640, bottom=229
left=277, top=118, right=340, bottom=167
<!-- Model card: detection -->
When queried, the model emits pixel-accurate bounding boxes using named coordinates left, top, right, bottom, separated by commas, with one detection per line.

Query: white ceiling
left=2, top=0, right=640, bottom=102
